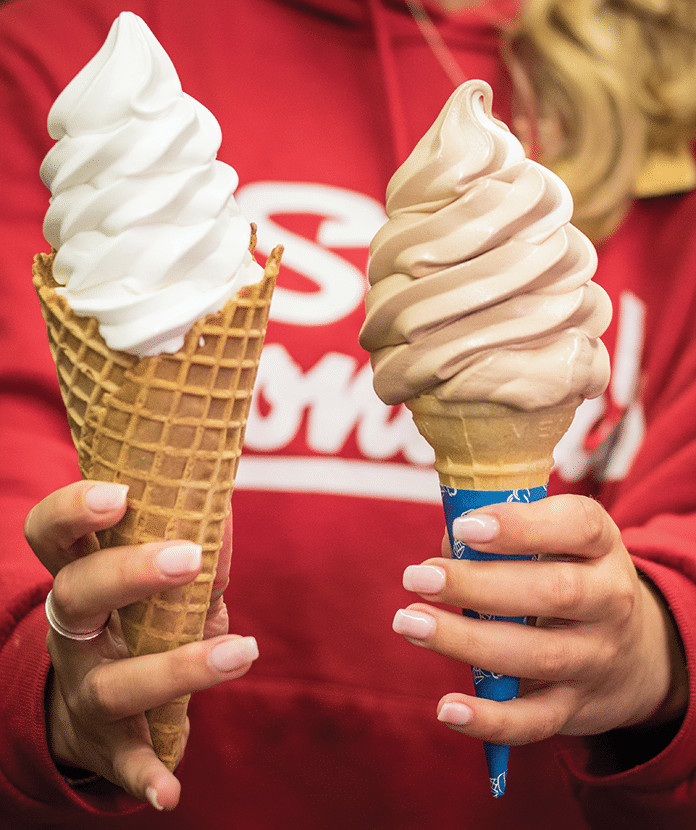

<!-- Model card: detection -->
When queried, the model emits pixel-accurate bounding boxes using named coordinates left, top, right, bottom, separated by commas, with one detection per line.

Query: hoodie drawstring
left=365, top=1, right=541, bottom=168
left=367, top=0, right=412, bottom=166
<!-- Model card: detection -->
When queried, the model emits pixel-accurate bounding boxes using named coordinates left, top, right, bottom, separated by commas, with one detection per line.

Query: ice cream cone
left=405, top=394, right=579, bottom=796
left=33, top=239, right=282, bottom=771
left=405, top=396, right=579, bottom=490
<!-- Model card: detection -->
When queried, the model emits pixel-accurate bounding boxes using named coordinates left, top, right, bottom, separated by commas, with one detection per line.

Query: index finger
left=25, top=480, right=129, bottom=574
left=451, top=494, right=620, bottom=561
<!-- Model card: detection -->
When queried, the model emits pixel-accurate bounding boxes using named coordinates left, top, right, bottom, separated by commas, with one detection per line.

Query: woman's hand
left=24, top=480, right=257, bottom=811
left=393, top=495, right=688, bottom=749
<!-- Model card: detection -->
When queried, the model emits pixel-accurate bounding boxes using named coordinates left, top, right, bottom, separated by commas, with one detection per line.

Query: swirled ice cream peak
left=359, top=80, right=611, bottom=410
left=40, top=11, right=263, bottom=356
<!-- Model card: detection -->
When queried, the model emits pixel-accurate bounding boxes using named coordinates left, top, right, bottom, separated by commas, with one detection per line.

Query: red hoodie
left=1, top=0, right=696, bottom=827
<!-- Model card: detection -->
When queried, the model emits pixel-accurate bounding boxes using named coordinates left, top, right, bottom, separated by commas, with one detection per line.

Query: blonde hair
left=507, top=0, right=696, bottom=241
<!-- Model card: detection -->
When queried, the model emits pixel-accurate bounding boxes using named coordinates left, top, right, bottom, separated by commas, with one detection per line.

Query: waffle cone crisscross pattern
left=33, top=242, right=282, bottom=770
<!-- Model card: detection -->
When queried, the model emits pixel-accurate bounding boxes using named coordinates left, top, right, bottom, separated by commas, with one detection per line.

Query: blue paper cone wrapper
left=440, top=484, right=548, bottom=797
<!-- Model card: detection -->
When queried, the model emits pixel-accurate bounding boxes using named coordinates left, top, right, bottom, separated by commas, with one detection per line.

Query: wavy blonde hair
left=506, top=0, right=696, bottom=241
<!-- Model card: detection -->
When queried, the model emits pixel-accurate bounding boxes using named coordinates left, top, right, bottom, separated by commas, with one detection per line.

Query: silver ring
left=45, top=589, right=110, bottom=642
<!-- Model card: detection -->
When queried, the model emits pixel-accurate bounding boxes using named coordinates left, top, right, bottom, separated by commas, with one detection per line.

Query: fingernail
left=84, top=483, right=129, bottom=513
left=452, top=514, right=499, bottom=544
left=392, top=609, right=436, bottom=639
left=208, top=636, right=259, bottom=673
left=403, top=565, right=446, bottom=594
left=438, top=701, right=473, bottom=726
left=156, top=543, right=202, bottom=576
left=146, top=786, right=163, bottom=811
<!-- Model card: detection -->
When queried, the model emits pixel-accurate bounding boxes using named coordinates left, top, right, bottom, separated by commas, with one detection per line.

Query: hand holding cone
left=406, top=394, right=580, bottom=796
left=360, top=79, right=611, bottom=798
left=33, top=237, right=282, bottom=770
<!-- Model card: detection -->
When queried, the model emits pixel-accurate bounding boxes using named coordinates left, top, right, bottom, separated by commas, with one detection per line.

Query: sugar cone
left=33, top=238, right=282, bottom=771
left=405, top=396, right=579, bottom=490
left=406, top=394, right=579, bottom=797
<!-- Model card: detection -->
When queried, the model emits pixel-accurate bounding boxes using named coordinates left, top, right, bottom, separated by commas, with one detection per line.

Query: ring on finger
left=45, top=589, right=111, bottom=642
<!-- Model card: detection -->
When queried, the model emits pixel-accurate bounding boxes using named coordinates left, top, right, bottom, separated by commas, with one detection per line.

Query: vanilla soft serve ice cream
left=40, top=11, right=263, bottom=356
left=360, top=80, right=612, bottom=410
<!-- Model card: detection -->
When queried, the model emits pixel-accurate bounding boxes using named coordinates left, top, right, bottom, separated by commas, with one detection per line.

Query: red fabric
left=1, top=0, right=695, bottom=827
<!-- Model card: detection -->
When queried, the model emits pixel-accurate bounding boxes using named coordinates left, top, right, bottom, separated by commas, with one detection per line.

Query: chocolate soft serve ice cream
left=33, top=11, right=281, bottom=771
left=360, top=80, right=611, bottom=798
left=360, top=80, right=611, bottom=411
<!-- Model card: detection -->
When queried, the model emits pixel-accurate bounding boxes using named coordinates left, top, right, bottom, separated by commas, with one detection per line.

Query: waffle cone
left=33, top=239, right=282, bottom=770
left=405, top=395, right=580, bottom=490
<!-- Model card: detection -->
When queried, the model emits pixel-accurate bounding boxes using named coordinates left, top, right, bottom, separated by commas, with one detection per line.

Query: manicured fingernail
left=438, top=702, right=473, bottom=726
left=146, top=786, right=163, bottom=811
left=208, top=637, right=259, bottom=673
left=403, top=565, right=446, bottom=594
left=452, top=514, right=499, bottom=543
left=156, top=543, right=202, bottom=576
left=392, top=609, right=436, bottom=639
left=84, top=483, right=129, bottom=512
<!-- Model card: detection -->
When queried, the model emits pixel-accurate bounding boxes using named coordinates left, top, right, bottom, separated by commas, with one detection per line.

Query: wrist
left=632, top=576, right=688, bottom=730
left=581, top=574, right=688, bottom=776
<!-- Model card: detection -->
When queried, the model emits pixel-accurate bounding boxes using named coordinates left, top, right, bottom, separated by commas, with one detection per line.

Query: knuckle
left=488, top=705, right=558, bottom=747
left=23, top=507, right=38, bottom=549
left=83, top=668, right=120, bottom=719
left=476, top=698, right=517, bottom=745
left=455, top=623, right=486, bottom=660
left=60, top=688, right=82, bottom=720
left=577, top=497, right=607, bottom=549
left=51, top=569, right=82, bottom=621
left=533, top=705, right=566, bottom=742
left=111, top=549, right=134, bottom=588
left=612, top=575, right=637, bottom=623
left=163, top=649, right=194, bottom=691
left=537, top=637, right=576, bottom=678
left=549, top=564, right=583, bottom=614
left=486, top=713, right=513, bottom=746
left=598, top=636, right=620, bottom=668
left=518, top=709, right=560, bottom=744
